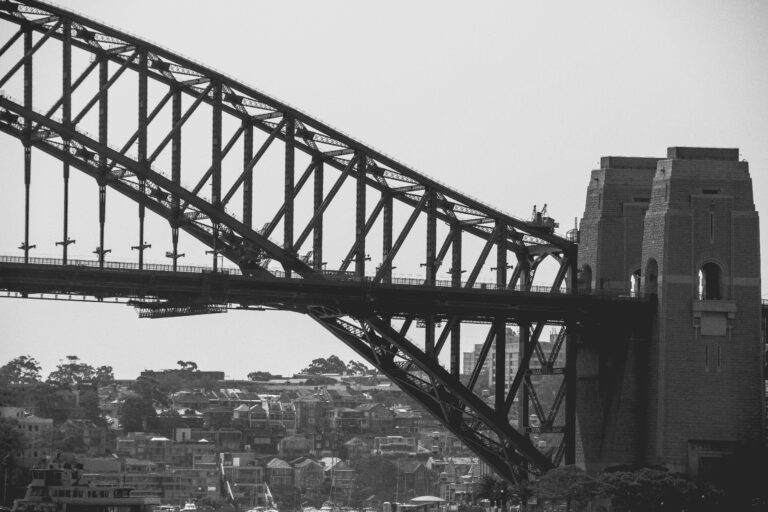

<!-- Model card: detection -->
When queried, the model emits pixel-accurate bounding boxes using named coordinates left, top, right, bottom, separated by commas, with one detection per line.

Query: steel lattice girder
left=0, top=0, right=652, bottom=481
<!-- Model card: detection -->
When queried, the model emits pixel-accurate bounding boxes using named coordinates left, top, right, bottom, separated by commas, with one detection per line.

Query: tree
left=248, top=371, right=281, bottom=381
left=302, top=355, right=346, bottom=374
left=0, top=355, right=42, bottom=385
left=94, top=365, right=114, bottom=387
left=0, top=418, right=24, bottom=460
left=535, top=465, right=600, bottom=511
left=46, top=355, right=95, bottom=387
left=133, top=374, right=169, bottom=407
left=598, top=467, right=708, bottom=512
left=119, top=395, right=159, bottom=432
left=346, top=360, right=372, bottom=376
left=177, top=360, right=198, bottom=372
left=477, top=475, right=514, bottom=508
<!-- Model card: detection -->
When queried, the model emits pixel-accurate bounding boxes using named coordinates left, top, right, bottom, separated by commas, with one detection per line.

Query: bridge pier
left=577, top=147, right=763, bottom=476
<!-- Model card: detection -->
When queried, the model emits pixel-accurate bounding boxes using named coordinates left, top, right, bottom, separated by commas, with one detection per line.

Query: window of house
left=698, top=262, right=722, bottom=300
left=630, top=269, right=641, bottom=297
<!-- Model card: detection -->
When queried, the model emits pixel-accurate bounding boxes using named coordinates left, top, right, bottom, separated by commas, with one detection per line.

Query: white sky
left=0, top=0, right=766, bottom=379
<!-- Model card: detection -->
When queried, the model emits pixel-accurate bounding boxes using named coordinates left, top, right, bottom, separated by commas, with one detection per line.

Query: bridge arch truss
left=0, top=0, right=605, bottom=482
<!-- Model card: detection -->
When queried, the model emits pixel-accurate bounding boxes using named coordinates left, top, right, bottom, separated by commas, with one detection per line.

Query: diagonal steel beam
left=260, top=160, right=315, bottom=240
left=40, top=58, right=99, bottom=122
left=372, top=193, right=428, bottom=283
left=147, top=82, right=214, bottom=164
left=0, top=27, right=22, bottom=59
left=212, top=124, right=247, bottom=202
left=468, top=324, right=496, bottom=392
left=464, top=224, right=499, bottom=288
left=0, top=20, right=61, bottom=88
left=109, top=88, right=174, bottom=170
left=339, top=197, right=384, bottom=273
left=221, top=119, right=285, bottom=207
left=290, top=154, right=359, bottom=247
left=71, top=49, right=137, bottom=126
left=505, top=321, right=545, bottom=414
left=184, top=122, right=253, bottom=210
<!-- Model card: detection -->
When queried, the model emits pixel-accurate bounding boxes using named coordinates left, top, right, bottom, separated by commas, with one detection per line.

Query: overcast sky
left=1, top=0, right=766, bottom=379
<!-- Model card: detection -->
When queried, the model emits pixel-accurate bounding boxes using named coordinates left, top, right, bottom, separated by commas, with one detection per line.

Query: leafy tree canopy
left=176, top=360, right=198, bottom=372
left=0, top=355, right=42, bottom=385
left=536, top=465, right=600, bottom=507
left=346, top=360, right=373, bottom=376
left=94, top=365, right=114, bottom=387
left=119, top=395, right=159, bottom=432
left=598, top=467, right=715, bottom=512
left=301, top=355, right=373, bottom=375
left=302, top=355, right=347, bottom=375
left=0, top=418, right=24, bottom=460
left=46, top=355, right=96, bottom=387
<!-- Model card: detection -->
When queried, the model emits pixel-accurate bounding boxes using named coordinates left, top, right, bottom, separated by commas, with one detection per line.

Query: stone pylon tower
left=577, top=147, right=763, bottom=475
left=640, top=147, right=763, bottom=474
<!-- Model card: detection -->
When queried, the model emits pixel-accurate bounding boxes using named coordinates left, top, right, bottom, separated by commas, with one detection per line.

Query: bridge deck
left=0, top=257, right=651, bottom=324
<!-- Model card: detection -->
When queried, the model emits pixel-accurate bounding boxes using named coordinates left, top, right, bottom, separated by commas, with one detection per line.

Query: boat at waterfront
left=12, top=463, right=161, bottom=512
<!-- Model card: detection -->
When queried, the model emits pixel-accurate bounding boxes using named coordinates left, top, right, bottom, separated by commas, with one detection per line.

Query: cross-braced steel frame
left=0, top=0, right=595, bottom=482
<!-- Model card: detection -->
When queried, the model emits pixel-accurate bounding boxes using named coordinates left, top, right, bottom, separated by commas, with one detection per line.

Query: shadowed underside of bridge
left=0, top=0, right=652, bottom=482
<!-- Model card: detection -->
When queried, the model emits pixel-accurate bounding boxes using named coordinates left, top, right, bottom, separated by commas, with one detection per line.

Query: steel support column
left=312, top=157, right=323, bottom=271
left=495, top=317, right=506, bottom=414
left=284, top=116, right=295, bottom=276
left=58, top=19, right=73, bottom=263
left=242, top=122, right=253, bottom=228
left=564, top=247, right=578, bottom=465
left=450, top=223, right=462, bottom=377
left=496, top=220, right=507, bottom=288
left=381, top=191, right=393, bottom=284
left=426, top=189, right=437, bottom=285
left=97, top=57, right=108, bottom=269
left=135, top=50, right=149, bottom=268
left=21, top=27, right=32, bottom=263
left=518, top=322, right=530, bottom=456
left=355, top=153, right=366, bottom=278
left=170, top=88, right=181, bottom=271
left=424, top=191, right=437, bottom=358
left=211, top=81, right=222, bottom=272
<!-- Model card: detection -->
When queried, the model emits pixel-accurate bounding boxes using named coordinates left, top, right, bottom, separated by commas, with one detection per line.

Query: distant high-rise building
left=462, top=328, right=565, bottom=391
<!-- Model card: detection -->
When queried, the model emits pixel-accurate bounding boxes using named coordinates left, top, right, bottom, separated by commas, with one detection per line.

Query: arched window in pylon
left=579, top=265, right=592, bottom=293
left=698, top=262, right=722, bottom=300
left=630, top=268, right=641, bottom=297
left=644, top=258, right=658, bottom=297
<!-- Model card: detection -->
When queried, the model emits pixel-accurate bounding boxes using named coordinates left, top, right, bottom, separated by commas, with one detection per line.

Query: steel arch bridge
left=0, top=0, right=651, bottom=483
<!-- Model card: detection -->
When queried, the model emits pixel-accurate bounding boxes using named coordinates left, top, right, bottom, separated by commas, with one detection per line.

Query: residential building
left=16, top=414, right=55, bottom=467
left=266, top=458, right=294, bottom=491
left=373, top=436, right=417, bottom=456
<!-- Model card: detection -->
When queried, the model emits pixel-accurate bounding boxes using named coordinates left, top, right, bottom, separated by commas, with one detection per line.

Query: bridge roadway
left=0, top=256, right=652, bottom=324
